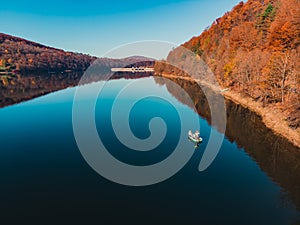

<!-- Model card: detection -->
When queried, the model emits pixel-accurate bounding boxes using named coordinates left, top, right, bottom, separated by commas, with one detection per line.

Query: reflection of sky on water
left=0, top=77, right=298, bottom=224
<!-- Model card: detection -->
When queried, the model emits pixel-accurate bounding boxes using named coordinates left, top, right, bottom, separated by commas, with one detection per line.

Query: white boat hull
left=188, top=135, right=203, bottom=143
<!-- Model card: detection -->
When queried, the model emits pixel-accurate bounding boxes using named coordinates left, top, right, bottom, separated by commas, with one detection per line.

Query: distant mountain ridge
left=0, top=33, right=96, bottom=72
left=0, top=33, right=97, bottom=73
left=0, top=33, right=155, bottom=73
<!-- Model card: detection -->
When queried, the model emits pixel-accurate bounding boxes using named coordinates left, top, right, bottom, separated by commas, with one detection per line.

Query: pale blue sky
left=1, top=0, right=242, bottom=57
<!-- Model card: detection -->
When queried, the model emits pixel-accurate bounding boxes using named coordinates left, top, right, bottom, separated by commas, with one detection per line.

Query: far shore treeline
left=0, top=33, right=154, bottom=74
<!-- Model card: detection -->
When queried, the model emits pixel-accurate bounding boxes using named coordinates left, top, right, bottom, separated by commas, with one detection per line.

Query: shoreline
left=155, top=73, right=300, bottom=149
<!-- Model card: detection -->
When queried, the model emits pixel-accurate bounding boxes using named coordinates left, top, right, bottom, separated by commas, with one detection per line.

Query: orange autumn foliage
left=155, top=0, right=300, bottom=128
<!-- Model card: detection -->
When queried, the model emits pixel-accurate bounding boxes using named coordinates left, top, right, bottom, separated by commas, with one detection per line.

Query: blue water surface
left=0, top=77, right=299, bottom=225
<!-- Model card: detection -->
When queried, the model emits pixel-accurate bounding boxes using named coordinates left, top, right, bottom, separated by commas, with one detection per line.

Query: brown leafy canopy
left=155, top=0, right=300, bottom=128
left=0, top=33, right=155, bottom=75
left=0, top=33, right=97, bottom=73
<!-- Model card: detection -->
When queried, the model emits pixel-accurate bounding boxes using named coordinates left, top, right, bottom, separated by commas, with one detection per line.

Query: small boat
left=188, top=130, right=203, bottom=147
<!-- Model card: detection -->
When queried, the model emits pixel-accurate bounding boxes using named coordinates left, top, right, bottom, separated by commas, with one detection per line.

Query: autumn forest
left=155, top=0, right=300, bottom=129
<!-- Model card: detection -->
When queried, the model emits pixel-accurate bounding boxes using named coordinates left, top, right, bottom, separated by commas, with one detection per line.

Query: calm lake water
left=0, top=76, right=299, bottom=225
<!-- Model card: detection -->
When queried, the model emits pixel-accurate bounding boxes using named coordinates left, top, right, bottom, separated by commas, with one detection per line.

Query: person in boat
left=194, top=130, right=200, bottom=140
left=189, top=130, right=200, bottom=140
left=188, top=130, right=195, bottom=139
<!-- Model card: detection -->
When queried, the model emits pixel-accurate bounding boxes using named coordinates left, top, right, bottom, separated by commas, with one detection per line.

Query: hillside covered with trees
left=0, top=33, right=155, bottom=74
left=0, top=33, right=97, bottom=73
left=155, top=0, right=300, bottom=128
